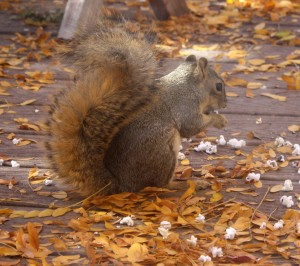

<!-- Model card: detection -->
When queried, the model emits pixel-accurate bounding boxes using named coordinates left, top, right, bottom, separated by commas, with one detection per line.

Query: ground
left=0, top=0, right=300, bottom=265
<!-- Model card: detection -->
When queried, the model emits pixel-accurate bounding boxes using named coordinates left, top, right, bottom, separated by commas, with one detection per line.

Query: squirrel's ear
left=185, top=55, right=197, bottom=63
left=196, top=57, right=208, bottom=80
left=198, top=57, right=208, bottom=71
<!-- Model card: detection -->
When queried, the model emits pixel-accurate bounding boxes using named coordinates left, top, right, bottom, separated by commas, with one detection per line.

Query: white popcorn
left=12, top=138, right=21, bottom=145
left=274, top=219, right=284, bottom=230
left=186, top=235, right=197, bottom=247
left=206, top=145, right=217, bottom=154
left=179, top=144, right=183, bottom=151
left=160, top=221, right=171, bottom=230
left=260, top=222, right=267, bottom=229
left=177, top=152, right=186, bottom=160
left=195, top=213, right=205, bottom=223
left=35, top=109, right=39, bottom=113
left=292, top=144, right=300, bottom=156
left=0, top=159, right=4, bottom=166
left=227, top=138, right=246, bottom=149
left=44, top=179, right=53, bottom=186
left=281, top=179, right=293, bottom=191
left=119, top=216, right=134, bottom=226
left=266, top=160, right=278, bottom=169
left=280, top=195, right=294, bottom=208
left=11, top=160, right=20, bottom=168
left=194, top=141, right=217, bottom=154
left=216, top=135, right=226, bottom=146
left=225, top=227, right=237, bottom=240
left=199, top=255, right=212, bottom=262
left=256, top=117, right=262, bottom=124
left=285, top=141, right=293, bottom=146
left=274, top=137, right=285, bottom=147
left=194, top=141, right=211, bottom=152
left=245, top=172, right=260, bottom=182
left=158, top=226, right=170, bottom=240
left=210, top=246, right=223, bottom=258
left=298, top=168, right=300, bottom=175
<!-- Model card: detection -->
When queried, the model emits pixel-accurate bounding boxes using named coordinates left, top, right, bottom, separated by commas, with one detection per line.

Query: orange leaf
left=27, top=223, right=39, bottom=251
left=180, top=180, right=196, bottom=200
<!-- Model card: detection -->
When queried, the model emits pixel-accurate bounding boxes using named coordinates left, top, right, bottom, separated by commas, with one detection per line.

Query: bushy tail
left=47, top=24, right=158, bottom=195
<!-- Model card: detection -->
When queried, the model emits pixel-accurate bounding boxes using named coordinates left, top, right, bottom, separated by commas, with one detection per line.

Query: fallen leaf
left=19, top=99, right=37, bottom=106
left=261, top=93, right=287, bottom=102
left=288, top=125, right=299, bottom=133
left=249, top=59, right=265, bottom=66
left=270, top=184, right=283, bottom=193
left=247, top=82, right=263, bottom=89
left=127, top=243, right=148, bottom=263
left=52, top=207, right=71, bottom=217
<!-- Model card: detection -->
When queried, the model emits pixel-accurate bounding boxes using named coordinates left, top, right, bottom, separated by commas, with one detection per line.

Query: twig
left=202, top=197, right=236, bottom=215
left=250, top=186, right=270, bottom=223
left=66, top=181, right=112, bottom=208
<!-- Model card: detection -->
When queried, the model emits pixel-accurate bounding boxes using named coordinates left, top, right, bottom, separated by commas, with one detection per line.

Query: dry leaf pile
left=1, top=182, right=300, bottom=265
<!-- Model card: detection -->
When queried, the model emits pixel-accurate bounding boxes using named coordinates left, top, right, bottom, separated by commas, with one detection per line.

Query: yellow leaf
left=226, top=187, right=250, bottom=192
left=226, top=77, right=247, bottom=87
left=255, top=22, right=266, bottom=31
left=269, top=149, right=276, bottom=158
left=19, top=99, right=37, bottom=106
left=253, top=180, right=263, bottom=188
left=24, top=210, right=40, bottom=218
left=210, top=192, right=223, bottom=202
left=38, top=209, right=54, bottom=217
left=180, top=158, right=190, bottom=166
left=249, top=59, right=265, bottom=66
left=0, top=247, right=20, bottom=256
left=52, top=207, right=71, bottom=217
left=282, top=72, right=300, bottom=90
left=226, top=92, right=239, bottom=97
left=7, top=58, right=23, bottom=66
left=270, top=184, right=283, bottom=193
left=261, top=93, right=287, bottom=102
left=51, top=191, right=68, bottom=199
left=247, top=82, right=263, bottom=89
left=288, top=124, right=300, bottom=133
left=228, top=50, right=247, bottom=59
left=180, top=180, right=196, bottom=200
left=52, top=255, right=81, bottom=264
left=127, top=243, right=148, bottom=263
left=13, top=117, right=28, bottom=123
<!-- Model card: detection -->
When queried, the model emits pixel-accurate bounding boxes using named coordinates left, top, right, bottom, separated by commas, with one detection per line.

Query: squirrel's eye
left=216, top=83, right=222, bottom=92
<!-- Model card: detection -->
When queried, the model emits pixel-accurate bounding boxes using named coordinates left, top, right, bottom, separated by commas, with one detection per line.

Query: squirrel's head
left=185, top=55, right=227, bottom=115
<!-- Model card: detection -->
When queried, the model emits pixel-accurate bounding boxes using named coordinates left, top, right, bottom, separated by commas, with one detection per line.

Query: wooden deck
left=0, top=1, right=300, bottom=265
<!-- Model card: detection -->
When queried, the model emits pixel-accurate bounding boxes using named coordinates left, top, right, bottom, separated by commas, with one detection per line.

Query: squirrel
left=47, top=23, right=227, bottom=196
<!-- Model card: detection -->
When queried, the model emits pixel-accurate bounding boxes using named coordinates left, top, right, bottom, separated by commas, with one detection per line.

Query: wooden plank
left=149, top=0, right=189, bottom=20
left=58, top=0, right=103, bottom=39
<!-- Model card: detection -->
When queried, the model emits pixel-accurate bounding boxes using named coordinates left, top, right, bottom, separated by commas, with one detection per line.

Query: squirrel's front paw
left=213, top=114, right=227, bottom=129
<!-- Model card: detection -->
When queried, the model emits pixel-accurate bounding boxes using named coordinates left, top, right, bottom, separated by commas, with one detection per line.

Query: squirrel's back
left=47, top=24, right=158, bottom=195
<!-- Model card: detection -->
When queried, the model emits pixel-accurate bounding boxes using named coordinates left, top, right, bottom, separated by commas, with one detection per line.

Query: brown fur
left=48, top=26, right=227, bottom=196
